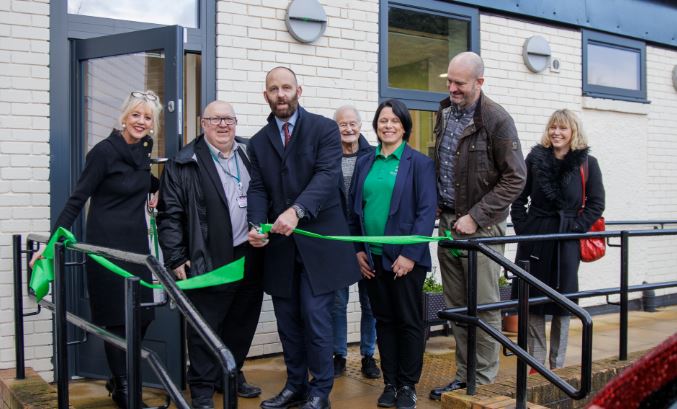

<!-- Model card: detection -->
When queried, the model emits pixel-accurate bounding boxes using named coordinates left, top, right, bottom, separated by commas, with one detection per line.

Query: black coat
left=510, top=145, right=605, bottom=315
left=53, top=129, right=157, bottom=326
left=157, top=135, right=262, bottom=286
left=247, top=106, right=362, bottom=297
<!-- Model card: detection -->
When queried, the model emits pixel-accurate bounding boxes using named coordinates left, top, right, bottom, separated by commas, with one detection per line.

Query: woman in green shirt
left=350, top=99, right=437, bottom=409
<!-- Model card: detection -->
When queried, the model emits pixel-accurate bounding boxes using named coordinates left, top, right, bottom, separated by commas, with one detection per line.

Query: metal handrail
left=437, top=227, right=677, bottom=409
left=14, top=234, right=240, bottom=409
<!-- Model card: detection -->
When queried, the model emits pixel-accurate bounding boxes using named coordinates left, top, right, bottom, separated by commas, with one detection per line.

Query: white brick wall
left=0, top=0, right=53, bottom=380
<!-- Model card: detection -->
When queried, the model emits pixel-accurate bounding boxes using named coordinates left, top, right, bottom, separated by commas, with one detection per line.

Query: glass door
left=70, top=25, right=185, bottom=387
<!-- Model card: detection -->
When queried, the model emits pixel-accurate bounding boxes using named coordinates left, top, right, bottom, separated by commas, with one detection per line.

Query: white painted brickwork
left=0, top=0, right=53, bottom=380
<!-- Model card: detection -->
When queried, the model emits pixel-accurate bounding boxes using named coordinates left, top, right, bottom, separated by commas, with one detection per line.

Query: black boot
left=106, top=376, right=148, bottom=408
left=106, top=376, right=129, bottom=409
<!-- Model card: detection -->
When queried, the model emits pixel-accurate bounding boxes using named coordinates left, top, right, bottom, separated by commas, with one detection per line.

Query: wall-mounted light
left=285, top=0, right=327, bottom=44
left=523, top=35, right=551, bottom=73
left=673, top=66, right=677, bottom=92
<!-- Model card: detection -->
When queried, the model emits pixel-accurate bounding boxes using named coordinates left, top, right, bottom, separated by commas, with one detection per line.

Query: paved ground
left=68, top=306, right=677, bottom=408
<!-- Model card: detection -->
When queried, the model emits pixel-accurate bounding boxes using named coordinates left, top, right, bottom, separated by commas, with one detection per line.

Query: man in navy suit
left=247, top=67, right=361, bottom=409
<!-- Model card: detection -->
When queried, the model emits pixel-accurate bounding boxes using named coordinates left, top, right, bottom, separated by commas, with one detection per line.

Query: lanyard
left=210, top=149, right=241, bottom=184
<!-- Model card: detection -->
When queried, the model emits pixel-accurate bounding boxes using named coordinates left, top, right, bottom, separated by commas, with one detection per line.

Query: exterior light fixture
left=285, top=0, right=327, bottom=44
left=523, top=35, right=551, bottom=73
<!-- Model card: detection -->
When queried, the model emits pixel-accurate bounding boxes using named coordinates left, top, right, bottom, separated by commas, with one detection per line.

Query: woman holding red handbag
left=510, top=109, right=605, bottom=369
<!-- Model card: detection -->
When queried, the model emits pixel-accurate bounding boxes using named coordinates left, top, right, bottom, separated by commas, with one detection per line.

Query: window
left=380, top=0, right=479, bottom=111
left=68, top=0, right=198, bottom=28
left=583, top=30, right=647, bottom=102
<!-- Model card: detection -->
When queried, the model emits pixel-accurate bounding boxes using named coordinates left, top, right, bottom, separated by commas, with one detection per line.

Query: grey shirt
left=205, top=139, right=251, bottom=246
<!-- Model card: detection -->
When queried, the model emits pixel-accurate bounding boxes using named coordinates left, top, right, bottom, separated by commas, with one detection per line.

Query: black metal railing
left=13, top=233, right=240, bottom=409
left=437, top=225, right=677, bottom=409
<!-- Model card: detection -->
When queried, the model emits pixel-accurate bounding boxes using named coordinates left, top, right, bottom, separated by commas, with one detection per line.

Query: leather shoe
left=260, top=388, right=307, bottom=409
left=429, top=380, right=466, bottom=401
left=300, top=396, right=330, bottom=409
left=191, top=397, right=215, bottom=409
left=238, top=373, right=262, bottom=398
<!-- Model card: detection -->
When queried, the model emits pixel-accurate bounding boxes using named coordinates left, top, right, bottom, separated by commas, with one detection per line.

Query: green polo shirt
left=362, top=142, right=405, bottom=255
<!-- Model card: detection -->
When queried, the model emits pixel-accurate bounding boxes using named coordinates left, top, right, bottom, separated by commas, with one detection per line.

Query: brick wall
left=0, top=0, right=53, bottom=380
left=646, top=46, right=677, bottom=296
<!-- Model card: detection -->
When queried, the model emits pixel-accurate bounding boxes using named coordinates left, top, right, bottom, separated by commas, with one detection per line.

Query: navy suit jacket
left=350, top=143, right=437, bottom=271
left=247, top=106, right=361, bottom=297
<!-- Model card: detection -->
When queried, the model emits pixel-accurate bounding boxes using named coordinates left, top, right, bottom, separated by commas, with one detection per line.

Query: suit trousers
left=272, top=263, right=334, bottom=399
left=438, top=211, right=505, bottom=385
left=365, top=254, right=426, bottom=388
left=186, top=245, right=264, bottom=400
left=528, top=313, right=571, bottom=369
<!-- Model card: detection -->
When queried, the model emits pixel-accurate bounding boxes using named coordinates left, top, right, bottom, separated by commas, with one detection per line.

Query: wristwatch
left=292, top=204, right=306, bottom=220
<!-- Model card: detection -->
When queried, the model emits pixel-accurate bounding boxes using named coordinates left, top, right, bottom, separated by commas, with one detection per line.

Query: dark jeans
left=365, top=254, right=425, bottom=387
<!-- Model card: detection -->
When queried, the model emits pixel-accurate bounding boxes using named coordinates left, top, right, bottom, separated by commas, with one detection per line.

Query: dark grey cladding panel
left=451, top=0, right=677, bottom=48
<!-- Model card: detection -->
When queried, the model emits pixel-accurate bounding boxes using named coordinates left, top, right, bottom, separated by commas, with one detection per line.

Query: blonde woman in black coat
left=511, top=109, right=604, bottom=370
left=31, top=91, right=162, bottom=408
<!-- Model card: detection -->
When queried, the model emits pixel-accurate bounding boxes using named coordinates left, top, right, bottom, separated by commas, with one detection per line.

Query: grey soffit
left=285, top=0, right=327, bottom=43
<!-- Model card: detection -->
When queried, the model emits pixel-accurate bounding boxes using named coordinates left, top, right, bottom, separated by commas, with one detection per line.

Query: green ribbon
left=29, top=227, right=244, bottom=302
left=258, top=224, right=461, bottom=258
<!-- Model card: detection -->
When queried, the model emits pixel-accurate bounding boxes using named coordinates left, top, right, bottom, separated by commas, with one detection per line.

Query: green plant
left=498, top=274, right=510, bottom=288
left=423, top=274, right=443, bottom=293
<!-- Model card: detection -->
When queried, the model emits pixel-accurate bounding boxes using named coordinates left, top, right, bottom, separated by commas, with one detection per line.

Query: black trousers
left=365, top=254, right=426, bottom=388
left=105, top=323, right=151, bottom=377
left=186, top=244, right=264, bottom=400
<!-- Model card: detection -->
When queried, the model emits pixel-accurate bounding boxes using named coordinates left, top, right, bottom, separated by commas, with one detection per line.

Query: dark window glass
left=388, top=7, right=469, bottom=93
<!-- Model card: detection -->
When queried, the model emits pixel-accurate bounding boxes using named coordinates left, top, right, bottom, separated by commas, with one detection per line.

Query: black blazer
left=247, top=106, right=361, bottom=297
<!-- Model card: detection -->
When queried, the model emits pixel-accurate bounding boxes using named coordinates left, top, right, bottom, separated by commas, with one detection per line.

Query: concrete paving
left=68, top=306, right=677, bottom=408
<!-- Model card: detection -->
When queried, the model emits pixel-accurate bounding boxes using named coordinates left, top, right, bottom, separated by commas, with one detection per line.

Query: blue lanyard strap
left=210, top=149, right=241, bottom=184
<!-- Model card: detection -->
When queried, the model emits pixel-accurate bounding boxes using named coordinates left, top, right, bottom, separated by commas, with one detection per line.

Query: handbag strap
left=579, top=158, right=588, bottom=211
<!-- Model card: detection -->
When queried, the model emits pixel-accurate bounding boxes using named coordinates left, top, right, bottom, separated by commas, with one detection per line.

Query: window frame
left=379, top=0, right=480, bottom=111
left=582, top=30, right=647, bottom=103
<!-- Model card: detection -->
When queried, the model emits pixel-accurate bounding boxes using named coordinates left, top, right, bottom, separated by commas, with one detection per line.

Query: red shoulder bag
left=579, top=160, right=605, bottom=262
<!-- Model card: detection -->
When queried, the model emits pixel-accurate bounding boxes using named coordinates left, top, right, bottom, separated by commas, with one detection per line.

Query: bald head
left=203, top=100, right=234, bottom=118
left=447, top=52, right=485, bottom=108
left=449, top=52, right=484, bottom=79
left=201, top=100, right=237, bottom=154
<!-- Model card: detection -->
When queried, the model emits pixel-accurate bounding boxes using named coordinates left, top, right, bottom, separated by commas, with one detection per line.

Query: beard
left=269, top=94, right=299, bottom=120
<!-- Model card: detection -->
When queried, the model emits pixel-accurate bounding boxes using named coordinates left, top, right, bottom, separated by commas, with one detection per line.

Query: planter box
left=422, top=291, right=450, bottom=340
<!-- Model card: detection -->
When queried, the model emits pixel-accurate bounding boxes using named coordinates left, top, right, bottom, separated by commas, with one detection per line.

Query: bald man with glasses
left=157, top=100, right=264, bottom=409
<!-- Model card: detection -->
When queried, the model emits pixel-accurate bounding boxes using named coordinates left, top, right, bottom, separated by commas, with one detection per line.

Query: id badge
left=237, top=195, right=247, bottom=208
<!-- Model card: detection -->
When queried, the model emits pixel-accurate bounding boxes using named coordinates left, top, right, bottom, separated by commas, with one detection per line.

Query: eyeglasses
left=338, top=122, right=360, bottom=129
left=204, top=116, right=237, bottom=126
left=131, top=91, right=159, bottom=101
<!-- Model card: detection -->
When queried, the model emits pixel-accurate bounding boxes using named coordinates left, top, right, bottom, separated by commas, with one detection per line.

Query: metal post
left=125, top=277, right=142, bottom=409
left=515, top=260, right=530, bottom=409
left=466, top=248, right=477, bottom=396
left=53, top=242, right=69, bottom=408
left=620, top=231, right=629, bottom=360
left=13, top=235, right=25, bottom=379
